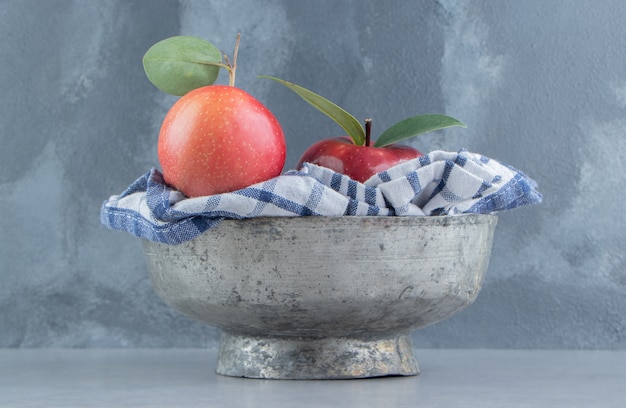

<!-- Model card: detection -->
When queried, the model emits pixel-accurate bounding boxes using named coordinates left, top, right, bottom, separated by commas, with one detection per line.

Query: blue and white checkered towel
left=101, top=149, right=541, bottom=245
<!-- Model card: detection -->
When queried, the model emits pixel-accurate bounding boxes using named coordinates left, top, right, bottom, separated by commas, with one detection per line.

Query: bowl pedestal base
left=215, top=331, right=419, bottom=380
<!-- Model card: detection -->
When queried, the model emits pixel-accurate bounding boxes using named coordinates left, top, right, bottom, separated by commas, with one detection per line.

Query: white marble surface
left=1, top=348, right=624, bottom=407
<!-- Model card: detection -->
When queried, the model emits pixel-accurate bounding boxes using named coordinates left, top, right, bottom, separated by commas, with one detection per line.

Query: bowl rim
left=212, top=213, right=498, bottom=226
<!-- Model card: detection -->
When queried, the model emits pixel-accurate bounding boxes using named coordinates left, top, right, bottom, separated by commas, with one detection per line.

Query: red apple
left=158, top=85, right=286, bottom=197
left=262, top=76, right=466, bottom=183
left=297, top=136, right=421, bottom=183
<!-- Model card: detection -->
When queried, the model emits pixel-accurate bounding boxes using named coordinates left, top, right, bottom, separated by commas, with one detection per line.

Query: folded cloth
left=101, top=149, right=542, bottom=245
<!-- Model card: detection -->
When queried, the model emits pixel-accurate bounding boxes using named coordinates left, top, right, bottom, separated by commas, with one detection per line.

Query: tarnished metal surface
left=143, top=215, right=498, bottom=379
left=216, top=332, right=418, bottom=379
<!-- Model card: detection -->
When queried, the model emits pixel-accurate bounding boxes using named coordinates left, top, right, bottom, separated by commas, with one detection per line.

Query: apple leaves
left=262, top=75, right=466, bottom=147
left=260, top=76, right=366, bottom=146
left=143, top=36, right=224, bottom=96
left=374, top=114, right=466, bottom=147
left=142, top=36, right=465, bottom=147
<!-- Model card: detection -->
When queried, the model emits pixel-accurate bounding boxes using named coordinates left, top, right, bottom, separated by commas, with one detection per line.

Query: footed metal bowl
left=142, top=214, right=497, bottom=379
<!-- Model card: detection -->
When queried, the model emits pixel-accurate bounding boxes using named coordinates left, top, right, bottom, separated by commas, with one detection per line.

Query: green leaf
left=260, top=76, right=366, bottom=145
left=143, top=36, right=223, bottom=96
left=374, top=114, right=466, bottom=147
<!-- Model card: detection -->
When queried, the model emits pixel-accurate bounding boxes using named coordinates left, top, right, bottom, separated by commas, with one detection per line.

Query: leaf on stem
left=143, top=36, right=223, bottom=96
left=260, top=76, right=366, bottom=146
left=374, top=114, right=466, bottom=147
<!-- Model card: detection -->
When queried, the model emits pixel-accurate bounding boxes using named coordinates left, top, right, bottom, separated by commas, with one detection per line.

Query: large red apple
left=297, top=136, right=421, bottom=183
left=158, top=85, right=286, bottom=197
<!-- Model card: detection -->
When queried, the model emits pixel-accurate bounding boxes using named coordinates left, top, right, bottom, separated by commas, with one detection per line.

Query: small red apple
left=297, top=134, right=421, bottom=183
left=262, top=77, right=465, bottom=183
left=158, top=85, right=286, bottom=197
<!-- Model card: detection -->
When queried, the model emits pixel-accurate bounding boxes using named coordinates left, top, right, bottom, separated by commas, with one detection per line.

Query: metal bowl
left=142, top=214, right=497, bottom=379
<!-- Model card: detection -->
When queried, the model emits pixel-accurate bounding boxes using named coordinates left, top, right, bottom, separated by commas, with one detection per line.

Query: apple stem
left=364, top=118, right=372, bottom=147
left=223, top=33, right=241, bottom=87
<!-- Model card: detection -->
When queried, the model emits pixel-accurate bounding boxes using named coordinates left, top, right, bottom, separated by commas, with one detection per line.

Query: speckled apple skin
left=158, top=85, right=286, bottom=197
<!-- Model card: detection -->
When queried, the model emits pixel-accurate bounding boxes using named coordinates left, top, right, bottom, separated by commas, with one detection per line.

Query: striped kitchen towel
left=101, top=149, right=542, bottom=245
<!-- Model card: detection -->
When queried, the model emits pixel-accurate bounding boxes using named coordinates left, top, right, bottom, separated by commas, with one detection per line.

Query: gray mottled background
left=1, top=0, right=624, bottom=349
